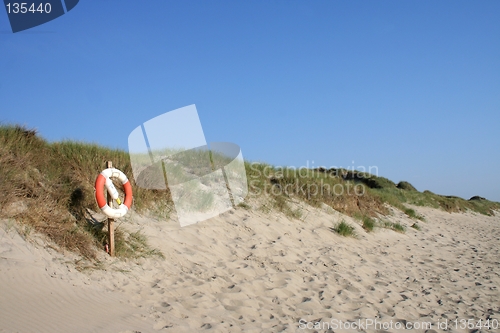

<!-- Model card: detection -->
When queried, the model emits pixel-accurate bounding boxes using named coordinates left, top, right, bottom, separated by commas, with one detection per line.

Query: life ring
left=95, top=168, right=133, bottom=218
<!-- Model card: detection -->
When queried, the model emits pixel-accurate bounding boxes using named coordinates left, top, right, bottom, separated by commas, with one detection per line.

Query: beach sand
left=1, top=203, right=499, bottom=332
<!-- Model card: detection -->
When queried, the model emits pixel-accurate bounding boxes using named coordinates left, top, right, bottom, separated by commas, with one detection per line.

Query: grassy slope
left=0, top=125, right=167, bottom=259
left=1, top=125, right=498, bottom=258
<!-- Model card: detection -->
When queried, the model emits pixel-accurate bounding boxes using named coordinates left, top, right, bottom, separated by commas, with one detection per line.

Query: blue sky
left=1, top=1, right=499, bottom=201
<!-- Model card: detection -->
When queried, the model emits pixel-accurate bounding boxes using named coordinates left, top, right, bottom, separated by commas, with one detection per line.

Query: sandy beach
left=1, top=203, right=499, bottom=333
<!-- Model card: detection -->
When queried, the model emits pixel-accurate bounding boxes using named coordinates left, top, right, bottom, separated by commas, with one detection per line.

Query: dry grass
left=245, top=163, right=389, bottom=218
left=0, top=124, right=166, bottom=259
left=370, top=187, right=500, bottom=216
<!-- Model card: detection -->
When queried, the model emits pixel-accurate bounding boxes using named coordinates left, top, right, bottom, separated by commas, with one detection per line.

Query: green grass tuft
left=380, top=220, right=406, bottom=233
left=237, top=202, right=251, bottom=210
left=333, top=220, right=356, bottom=237
left=115, top=230, right=164, bottom=259
left=362, top=216, right=375, bottom=232
left=392, top=222, right=406, bottom=233
left=404, top=208, right=425, bottom=221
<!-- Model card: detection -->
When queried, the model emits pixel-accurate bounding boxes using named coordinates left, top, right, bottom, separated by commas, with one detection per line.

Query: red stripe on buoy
left=95, top=174, right=107, bottom=208
left=123, top=181, right=133, bottom=208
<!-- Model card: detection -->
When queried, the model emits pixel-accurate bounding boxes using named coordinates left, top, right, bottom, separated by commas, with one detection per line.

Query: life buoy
left=95, top=168, right=133, bottom=218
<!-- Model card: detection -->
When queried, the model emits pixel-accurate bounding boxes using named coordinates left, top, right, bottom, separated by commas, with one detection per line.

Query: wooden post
left=106, top=161, right=115, bottom=257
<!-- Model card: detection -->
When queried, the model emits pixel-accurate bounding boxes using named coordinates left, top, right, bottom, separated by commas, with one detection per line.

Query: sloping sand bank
left=1, top=204, right=499, bottom=333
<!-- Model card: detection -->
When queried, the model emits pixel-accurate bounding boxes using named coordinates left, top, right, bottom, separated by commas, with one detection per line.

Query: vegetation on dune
left=0, top=125, right=166, bottom=259
left=368, top=186, right=499, bottom=216
left=245, top=164, right=500, bottom=218
left=397, top=181, right=418, bottom=191
left=332, top=220, right=356, bottom=237
left=380, top=220, right=406, bottom=233
left=361, top=216, right=375, bottom=232
left=1, top=124, right=499, bottom=258
left=403, top=208, right=425, bottom=221
left=391, top=222, right=406, bottom=233
left=246, top=163, right=389, bottom=218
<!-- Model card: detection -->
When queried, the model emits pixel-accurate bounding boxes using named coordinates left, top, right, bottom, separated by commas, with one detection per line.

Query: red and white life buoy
left=95, top=168, right=133, bottom=218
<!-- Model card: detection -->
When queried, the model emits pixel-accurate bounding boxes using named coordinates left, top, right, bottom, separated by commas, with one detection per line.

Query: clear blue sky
left=1, top=1, right=499, bottom=201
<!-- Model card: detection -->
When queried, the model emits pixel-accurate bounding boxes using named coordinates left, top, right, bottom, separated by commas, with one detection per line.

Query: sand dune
left=1, top=203, right=499, bottom=332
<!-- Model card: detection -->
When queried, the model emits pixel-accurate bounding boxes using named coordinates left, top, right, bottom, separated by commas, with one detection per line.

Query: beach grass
left=332, top=220, right=356, bottom=237
left=361, top=215, right=375, bottom=232
left=0, top=124, right=166, bottom=258
left=380, top=220, right=406, bottom=233
left=1, top=124, right=498, bottom=258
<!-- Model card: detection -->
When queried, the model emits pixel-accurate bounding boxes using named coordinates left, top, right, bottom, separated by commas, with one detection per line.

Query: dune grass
left=403, top=208, right=425, bottom=221
left=0, top=125, right=166, bottom=259
left=380, top=220, right=406, bottom=233
left=362, top=216, right=375, bottom=232
left=245, top=163, right=390, bottom=218
left=332, top=220, right=356, bottom=237
left=237, top=201, right=251, bottom=210
left=114, top=230, right=165, bottom=259
left=392, top=222, right=406, bottom=233
left=368, top=186, right=499, bottom=216
left=1, top=124, right=498, bottom=258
